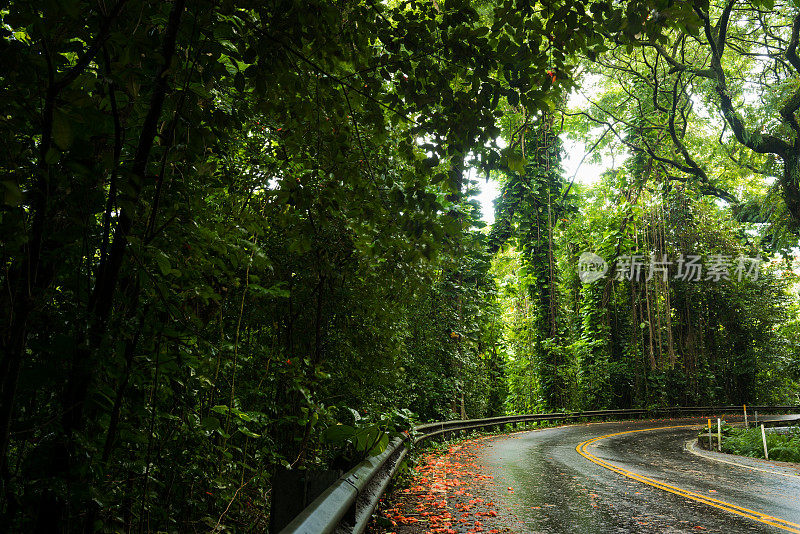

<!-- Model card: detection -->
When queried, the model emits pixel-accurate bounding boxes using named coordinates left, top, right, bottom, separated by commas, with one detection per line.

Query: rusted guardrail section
left=279, top=405, right=799, bottom=534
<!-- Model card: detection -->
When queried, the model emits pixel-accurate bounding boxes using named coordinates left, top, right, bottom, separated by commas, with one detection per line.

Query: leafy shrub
left=721, top=426, right=800, bottom=462
left=323, top=408, right=416, bottom=470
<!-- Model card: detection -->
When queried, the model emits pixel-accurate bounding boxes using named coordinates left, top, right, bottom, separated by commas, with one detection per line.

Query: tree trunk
left=781, top=152, right=800, bottom=227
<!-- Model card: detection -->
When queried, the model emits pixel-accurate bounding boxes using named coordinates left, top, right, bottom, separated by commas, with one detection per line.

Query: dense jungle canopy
left=1, top=0, right=799, bottom=530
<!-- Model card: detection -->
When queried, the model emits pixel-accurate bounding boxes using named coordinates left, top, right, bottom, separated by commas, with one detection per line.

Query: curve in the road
left=577, top=426, right=800, bottom=533
left=686, top=440, right=800, bottom=479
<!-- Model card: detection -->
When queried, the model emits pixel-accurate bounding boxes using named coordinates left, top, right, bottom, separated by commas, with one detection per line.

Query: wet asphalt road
left=479, top=419, right=800, bottom=533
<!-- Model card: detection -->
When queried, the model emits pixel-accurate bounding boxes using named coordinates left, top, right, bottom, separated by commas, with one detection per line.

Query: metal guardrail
left=278, top=404, right=800, bottom=534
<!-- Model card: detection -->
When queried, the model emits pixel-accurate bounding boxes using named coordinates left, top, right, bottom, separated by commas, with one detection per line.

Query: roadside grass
left=710, top=426, right=800, bottom=463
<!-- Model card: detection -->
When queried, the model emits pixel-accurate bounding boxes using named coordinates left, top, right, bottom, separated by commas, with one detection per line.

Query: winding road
left=482, top=419, right=800, bottom=532
left=381, top=418, right=800, bottom=533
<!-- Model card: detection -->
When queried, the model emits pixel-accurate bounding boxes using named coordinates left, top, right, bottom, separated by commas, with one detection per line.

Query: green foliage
left=1, top=0, right=799, bottom=530
left=721, top=426, right=800, bottom=463
left=2, top=0, right=547, bottom=526
left=490, top=118, right=577, bottom=412
left=322, top=407, right=414, bottom=467
left=493, top=111, right=800, bottom=412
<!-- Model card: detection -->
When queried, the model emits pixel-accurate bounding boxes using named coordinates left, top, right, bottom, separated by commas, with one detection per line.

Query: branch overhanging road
left=376, top=419, right=800, bottom=533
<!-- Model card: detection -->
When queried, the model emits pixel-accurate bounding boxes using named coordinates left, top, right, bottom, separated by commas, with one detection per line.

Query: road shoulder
left=685, top=438, right=800, bottom=478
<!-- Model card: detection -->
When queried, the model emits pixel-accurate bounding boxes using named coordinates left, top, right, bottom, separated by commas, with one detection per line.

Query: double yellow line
left=576, top=425, right=800, bottom=533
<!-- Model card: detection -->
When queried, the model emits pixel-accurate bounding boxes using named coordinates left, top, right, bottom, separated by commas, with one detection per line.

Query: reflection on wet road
left=478, top=419, right=800, bottom=533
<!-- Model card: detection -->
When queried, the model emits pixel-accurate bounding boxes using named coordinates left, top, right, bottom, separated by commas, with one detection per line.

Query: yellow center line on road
left=576, top=425, right=800, bottom=533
